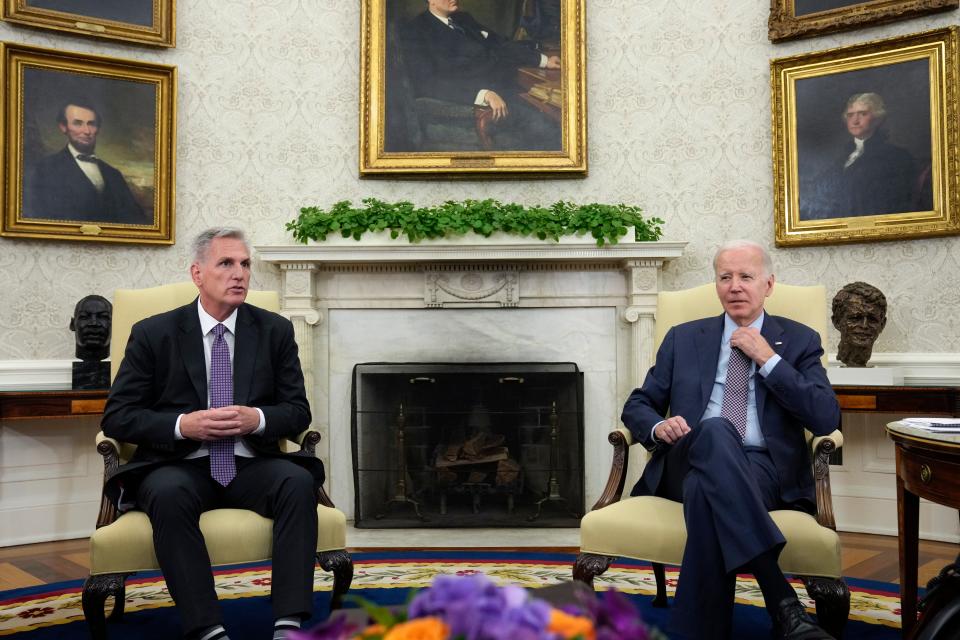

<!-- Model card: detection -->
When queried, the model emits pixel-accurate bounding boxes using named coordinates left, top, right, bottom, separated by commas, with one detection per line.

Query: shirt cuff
left=538, top=53, right=548, bottom=68
left=253, top=407, right=266, bottom=435
left=759, top=353, right=782, bottom=377
left=475, top=89, right=488, bottom=106
left=174, top=414, right=184, bottom=440
left=647, top=420, right=666, bottom=447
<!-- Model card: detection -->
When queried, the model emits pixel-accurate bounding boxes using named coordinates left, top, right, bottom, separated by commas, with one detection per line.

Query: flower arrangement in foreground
left=292, top=573, right=665, bottom=640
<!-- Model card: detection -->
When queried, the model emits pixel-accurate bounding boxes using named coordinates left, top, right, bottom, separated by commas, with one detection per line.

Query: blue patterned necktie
left=208, top=323, right=236, bottom=485
left=721, top=347, right=751, bottom=441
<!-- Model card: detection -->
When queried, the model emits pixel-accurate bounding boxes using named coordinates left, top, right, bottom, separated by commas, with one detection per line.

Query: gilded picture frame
left=2, top=0, right=174, bottom=48
left=359, top=0, right=586, bottom=177
left=769, top=0, right=957, bottom=43
left=771, top=27, right=958, bottom=247
left=1, top=42, right=177, bottom=245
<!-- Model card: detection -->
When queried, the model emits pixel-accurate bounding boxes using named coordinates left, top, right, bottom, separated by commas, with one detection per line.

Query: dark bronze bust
left=70, top=294, right=112, bottom=389
left=831, top=282, right=887, bottom=368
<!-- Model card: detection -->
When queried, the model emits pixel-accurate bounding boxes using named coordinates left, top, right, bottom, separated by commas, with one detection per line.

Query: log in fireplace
left=351, top=362, right=584, bottom=527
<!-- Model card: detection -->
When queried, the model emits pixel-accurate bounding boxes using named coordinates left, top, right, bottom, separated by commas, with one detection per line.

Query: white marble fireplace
left=257, top=239, right=686, bottom=520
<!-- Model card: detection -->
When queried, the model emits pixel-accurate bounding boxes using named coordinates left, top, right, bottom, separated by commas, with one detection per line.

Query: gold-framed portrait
left=2, top=0, right=174, bottom=47
left=1, top=42, right=177, bottom=245
left=769, top=0, right=957, bottom=43
left=359, top=0, right=586, bottom=177
left=771, top=27, right=959, bottom=247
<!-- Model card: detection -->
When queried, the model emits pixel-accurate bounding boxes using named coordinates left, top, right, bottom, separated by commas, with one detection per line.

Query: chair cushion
left=579, top=496, right=841, bottom=578
left=90, top=505, right=347, bottom=576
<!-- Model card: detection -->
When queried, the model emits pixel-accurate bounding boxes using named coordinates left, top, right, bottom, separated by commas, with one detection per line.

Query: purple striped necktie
left=721, top=346, right=751, bottom=441
left=209, top=323, right=236, bottom=485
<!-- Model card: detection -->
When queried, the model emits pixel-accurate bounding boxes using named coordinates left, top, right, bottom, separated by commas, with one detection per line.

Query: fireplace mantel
left=256, top=239, right=687, bottom=265
left=256, top=240, right=686, bottom=517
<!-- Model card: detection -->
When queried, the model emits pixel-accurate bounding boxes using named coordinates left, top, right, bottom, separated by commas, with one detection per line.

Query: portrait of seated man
left=393, top=0, right=562, bottom=152
left=22, top=100, right=150, bottom=225
left=799, top=92, right=929, bottom=220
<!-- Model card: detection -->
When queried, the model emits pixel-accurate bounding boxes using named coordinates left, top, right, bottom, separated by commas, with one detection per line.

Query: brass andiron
left=529, top=401, right=570, bottom=521
left=376, top=402, right=425, bottom=521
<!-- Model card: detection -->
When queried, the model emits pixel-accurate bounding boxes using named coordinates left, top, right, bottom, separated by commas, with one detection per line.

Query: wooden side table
left=0, top=388, right=108, bottom=421
left=885, top=421, right=960, bottom=638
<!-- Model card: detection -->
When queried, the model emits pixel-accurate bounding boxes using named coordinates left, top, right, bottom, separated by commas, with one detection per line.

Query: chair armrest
left=292, top=429, right=338, bottom=509
left=94, top=432, right=122, bottom=529
left=810, top=429, right=842, bottom=530
left=590, top=427, right=633, bottom=511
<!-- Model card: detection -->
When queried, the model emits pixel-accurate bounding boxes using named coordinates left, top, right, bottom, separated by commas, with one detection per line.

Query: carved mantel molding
left=255, top=240, right=686, bottom=501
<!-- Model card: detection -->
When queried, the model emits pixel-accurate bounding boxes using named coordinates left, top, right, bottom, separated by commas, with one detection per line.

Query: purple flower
left=289, top=613, right=359, bottom=640
left=565, top=588, right=652, bottom=640
left=409, top=574, right=558, bottom=640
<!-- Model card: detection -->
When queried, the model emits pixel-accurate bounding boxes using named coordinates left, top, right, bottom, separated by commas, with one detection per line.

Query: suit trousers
left=660, top=417, right=787, bottom=640
left=137, top=455, right=318, bottom=636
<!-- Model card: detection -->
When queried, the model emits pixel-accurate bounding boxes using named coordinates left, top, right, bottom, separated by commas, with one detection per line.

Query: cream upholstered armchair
left=82, top=282, right=352, bottom=640
left=573, top=283, right=850, bottom=639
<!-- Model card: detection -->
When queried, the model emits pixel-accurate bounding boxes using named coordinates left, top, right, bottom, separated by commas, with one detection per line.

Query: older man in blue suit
left=621, top=240, right=839, bottom=640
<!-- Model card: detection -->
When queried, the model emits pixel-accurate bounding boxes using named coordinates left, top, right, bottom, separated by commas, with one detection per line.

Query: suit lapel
left=696, top=315, right=724, bottom=410
left=177, top=301, right=207, bottom=405
left=233, top=304, right=258, bottom=406
left=757, top=313, right=786, bottom=422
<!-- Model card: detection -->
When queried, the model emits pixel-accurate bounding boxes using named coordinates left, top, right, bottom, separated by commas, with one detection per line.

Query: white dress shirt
left=175, top=299, right=265, bottom=458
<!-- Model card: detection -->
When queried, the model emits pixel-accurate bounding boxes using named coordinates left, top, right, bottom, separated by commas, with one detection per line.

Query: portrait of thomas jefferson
left=794, top=59, right=934, bottom=221
left=19, top=69, right=156, bottom=226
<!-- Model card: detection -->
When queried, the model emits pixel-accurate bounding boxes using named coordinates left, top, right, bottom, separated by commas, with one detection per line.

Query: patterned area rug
left=0, top=551, right=902, bottom=638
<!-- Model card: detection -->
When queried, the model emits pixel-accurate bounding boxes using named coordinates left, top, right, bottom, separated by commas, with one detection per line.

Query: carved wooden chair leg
left=572, top=552, right=614, bottom=589
left=318, top=550, right=354, bottom=610
left=651, top=562, right=669, bottom=608
left=801, top=576, right=850, bottom=639
left=82, top=573, right=130, bottom=640
left=107, top=579, right=126, bottom=621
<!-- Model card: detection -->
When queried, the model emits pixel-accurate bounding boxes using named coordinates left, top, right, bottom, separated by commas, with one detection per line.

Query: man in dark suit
left=23, top=101, right=149, bottom=224
left=621, top=240, right=840, bottom=640
left=101, top=228, right=323, bottom=640
left=400, top=0, right=561, bottom=150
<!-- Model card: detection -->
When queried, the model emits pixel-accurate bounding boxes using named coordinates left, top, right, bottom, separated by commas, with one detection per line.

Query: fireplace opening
left=351, top=362, right=584, bottom=527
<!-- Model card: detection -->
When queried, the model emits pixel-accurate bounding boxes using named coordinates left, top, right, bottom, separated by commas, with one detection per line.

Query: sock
left=195, top=625, right=229, bottom=640
left=747, top=548, right=797, bottom=614
left=273, top=616, right=302, bottom=640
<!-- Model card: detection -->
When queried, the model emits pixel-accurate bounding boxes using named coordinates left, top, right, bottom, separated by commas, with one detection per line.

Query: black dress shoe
left=773, top=597, right=834, bottom=639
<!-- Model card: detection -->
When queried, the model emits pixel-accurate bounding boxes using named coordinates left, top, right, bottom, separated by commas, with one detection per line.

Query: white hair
left=712, top=240, right=774, bottom=277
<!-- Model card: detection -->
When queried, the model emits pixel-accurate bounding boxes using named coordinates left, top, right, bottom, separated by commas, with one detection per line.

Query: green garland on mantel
left=287, top=199, right=664, bottom=247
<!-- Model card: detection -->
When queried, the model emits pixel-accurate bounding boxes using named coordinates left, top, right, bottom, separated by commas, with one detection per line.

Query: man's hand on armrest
left=484, top=90, right=509, bottom=121
left=652, top=415, right=691, bottom=444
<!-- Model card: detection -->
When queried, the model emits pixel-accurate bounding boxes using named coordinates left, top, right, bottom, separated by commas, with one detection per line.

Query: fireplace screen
left=352, top=362, right=584, bottom=527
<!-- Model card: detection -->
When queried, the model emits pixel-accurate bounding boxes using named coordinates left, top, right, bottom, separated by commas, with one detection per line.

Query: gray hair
left=712, top=240, right=774, bottom=277
left=191, top=227, right=249, bottom=263
left=843, top=93, right=887, bottom=122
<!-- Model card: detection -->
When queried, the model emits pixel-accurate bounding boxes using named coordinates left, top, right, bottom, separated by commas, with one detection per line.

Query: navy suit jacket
left=401, top=10, right=542, bottom=106
left=621, top=313, right=840, bottom=513
left=23, top=147, right=149, bottom=224
left=101, top=300, right=323, bottom=507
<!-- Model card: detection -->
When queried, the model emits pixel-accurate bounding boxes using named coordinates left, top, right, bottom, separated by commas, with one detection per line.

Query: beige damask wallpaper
left=0, top=1, right=957, bottom=362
